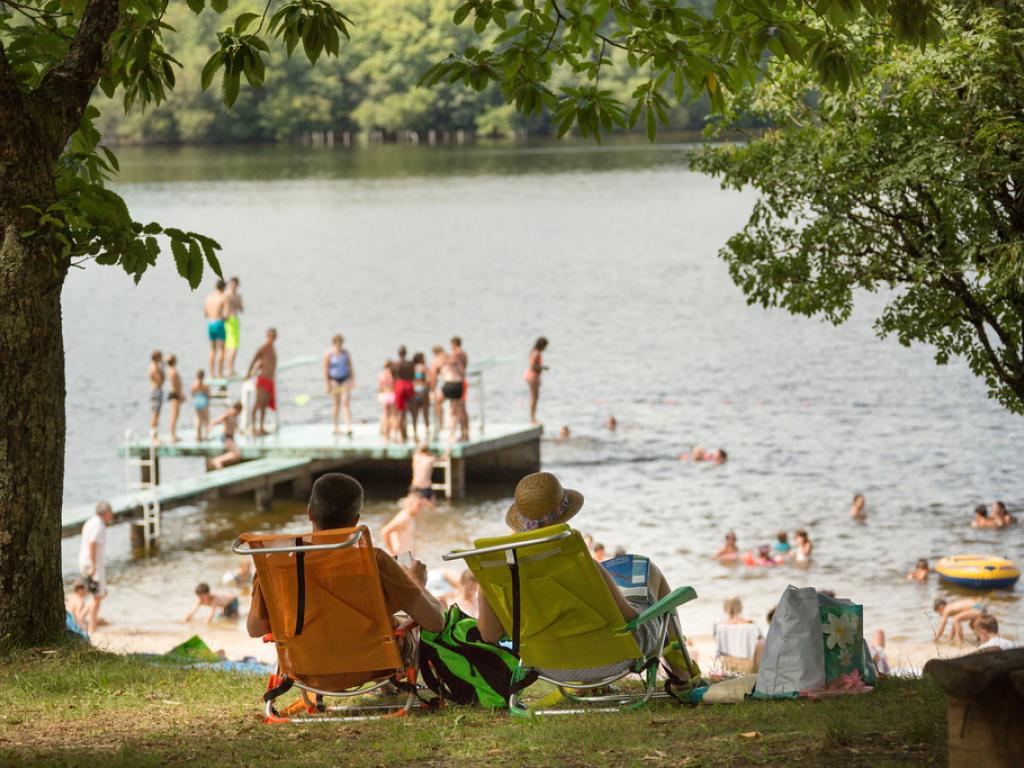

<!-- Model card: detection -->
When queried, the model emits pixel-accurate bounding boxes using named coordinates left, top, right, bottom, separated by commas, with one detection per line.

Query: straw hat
left=505, top=472, right=584, bottom=532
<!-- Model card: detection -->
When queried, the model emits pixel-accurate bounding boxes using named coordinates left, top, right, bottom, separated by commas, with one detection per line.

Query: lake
left=60, top=140, right=1023, bottom=650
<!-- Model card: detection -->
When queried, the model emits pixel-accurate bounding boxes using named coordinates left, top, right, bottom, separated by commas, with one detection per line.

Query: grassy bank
left=0, top=645, right=945, bottom=767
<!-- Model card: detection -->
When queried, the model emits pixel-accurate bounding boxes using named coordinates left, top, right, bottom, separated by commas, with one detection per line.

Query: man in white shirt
left=78, top=501, right=114, bottom=633
left=974, top=614, right=1016, bottom=651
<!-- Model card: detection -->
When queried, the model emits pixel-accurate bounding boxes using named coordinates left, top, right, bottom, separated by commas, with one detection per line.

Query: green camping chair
left=443, top=524, right=699, bottom=714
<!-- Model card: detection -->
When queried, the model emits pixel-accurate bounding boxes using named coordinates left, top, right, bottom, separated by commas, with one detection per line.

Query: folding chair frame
left=233, top=531, right=427, bottom=723
left=443, top=529, right=699, bottom=715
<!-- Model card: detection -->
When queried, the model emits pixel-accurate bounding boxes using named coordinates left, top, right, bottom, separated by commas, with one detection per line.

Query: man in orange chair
left=246, top=473, right=444, bottom=645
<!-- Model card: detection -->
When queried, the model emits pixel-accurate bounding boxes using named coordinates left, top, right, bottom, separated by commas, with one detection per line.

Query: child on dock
left=210, top=401, right=243, bottom=469
left=191, top=370, right=210, bottom=441
left=184, top=582, right=240, bottom=625
left=148, top=350, right=164, bottom=443
left=380, top=494, right=425, bottom=556
left=378, top=360, right=396, bottom=441
left=324, top=334, right=354, bottom=436
left=166, top=354, right=183, bottom=444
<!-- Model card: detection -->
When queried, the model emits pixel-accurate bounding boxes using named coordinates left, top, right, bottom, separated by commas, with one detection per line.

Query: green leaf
left=234, top=13, right=259, bottom=34
left=186, top=240, right=204, bottom=289
left=210, top=0, right=228, bottom=12
left=201, top=51, right=223, bottom=91
left=171, top=238, right=189, bottom=282
left=186, top=0, right=204, bottom=14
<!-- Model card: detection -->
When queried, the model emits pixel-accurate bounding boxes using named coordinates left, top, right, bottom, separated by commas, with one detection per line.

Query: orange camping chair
left=232, top=525, right=422, bottom=722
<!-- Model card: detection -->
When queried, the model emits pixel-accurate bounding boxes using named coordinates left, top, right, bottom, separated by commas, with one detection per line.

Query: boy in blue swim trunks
left=184, top=582, right=240, bottom=624
left=203, top=279, right=228, bottom=378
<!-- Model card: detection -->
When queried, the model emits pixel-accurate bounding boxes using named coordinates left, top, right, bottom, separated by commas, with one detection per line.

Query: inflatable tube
left=936, top=555, right=1020, bottom=590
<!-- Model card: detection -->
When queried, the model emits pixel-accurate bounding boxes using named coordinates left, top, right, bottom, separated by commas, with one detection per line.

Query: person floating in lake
left=191, top=369, right=210, bottom=441
left=184, top=582, right=240, bottom=625
left=378, top=360, right=396, bottom=441
left=210, top=401, right=243, bottom=469
left=849, top=493, right=867, bottom=522
left=203, top=278, right=228, bottom=379
left=166, top=354, right=183, bottom=444
left=410, top=443, right=435, bottom=502
left=524, top=336, right=549, bottom=424
left=772, top=531, right=790, bottom=558
left=391, top=346, right=416, bottom=443
left=556, top=425, right=571, bottom=441
left=324, top=334, right=354, bottom=436
left=971, top=504, right=998, bottom=528
left=606, top=415, right=618, bottom=431
left=791, top=529, right=813, bottom=564
left=743, top=544, right=779, bottom=567
left=933, top=597, right=987, bottom=645
left=410, top=352, right=429, bottom=442
left=245, top=327, right=277, bottom=436
left=714, top=531, right=739, bottom=561
left=380, top=494, right=426, bottom=557
left=679, top=446, right=728, bottom=464
left=148, top=350, right=164, bottom=443
left=992, top=500, right=1017, bottom=527
left=224, top=276, right=244, bottom=377
left=906, top=558, right=929, bottom=582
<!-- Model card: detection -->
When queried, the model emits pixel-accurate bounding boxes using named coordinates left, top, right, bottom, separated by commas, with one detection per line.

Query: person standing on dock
left=324, top=334, right=354, bottom=436
left=429, top=345, right=447, bottom=439
left=166, top=354, right=183, bottom=444
left=440, top=348, right=469, bottom=443
left=203, top=279, right=228, bottom=379
left=245, top=328, right=277, bottom=436
left=449, top=336, right=470, bottom=440
left=391, top=346, right=416, bottom=442
left=224, top=276, right=244, bottom=378
left=191, top=369, right=211, bottom=441
left=78, top=501, right=114, bottom=634
left=524, top=336, right=549, bottom=424
left=148, top=350, right=165, bottom=443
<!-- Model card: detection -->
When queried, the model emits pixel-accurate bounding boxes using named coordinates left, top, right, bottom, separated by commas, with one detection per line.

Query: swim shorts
left=411, top=486, right=434, bottom=500
left=393, top=379, right=415, bottom=411
left=225, top=315, right=240, bottom=350
left=223, top=597, right=240, bottom=618
left=207, top=319, right=226, bottom=342
left=442, top=381, right=464, bottom=400
left=150, top=388, right=163, bottom=413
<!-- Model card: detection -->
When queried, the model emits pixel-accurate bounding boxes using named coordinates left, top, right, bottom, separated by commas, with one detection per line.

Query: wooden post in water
left=140, top=456, right=160, bottom=486
left=255, top=478, right=273, bottom=512
left=449, top=457, right=466, bottom=499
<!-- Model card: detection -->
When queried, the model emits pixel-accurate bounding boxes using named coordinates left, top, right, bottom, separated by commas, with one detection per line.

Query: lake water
left=60, top=141, right=1023, bottom=647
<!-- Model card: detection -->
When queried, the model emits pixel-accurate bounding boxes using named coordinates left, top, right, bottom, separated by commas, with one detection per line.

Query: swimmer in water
left=606, top=415, right=618, bottom=431
left=992, top=500, right=1017, bottom=527
left=849, top=493, right=867, bottom=521
left=971, top=504, right=998, bottom=528
left=791, top=529, right=812, bottom=564
left=906, top=558, right=929, bottom=582
left=680, top=446, right=728, bottom=464
left=713, top=531, right=739, bottom=561
left=556, top=425, right=571, bottom=441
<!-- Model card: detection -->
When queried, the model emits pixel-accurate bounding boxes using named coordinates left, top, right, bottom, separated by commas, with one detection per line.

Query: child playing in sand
left=933, top=598, right=987, bottom=645
left=906, top=559, right=929, bottom=582
left=65, top=579, right=90, bottom=633
left=410, top=443, right=435, bottom=501
left=191, top=370, right=210, bottom=441
left=380, top=494, right=426, bottom=556
left=210, top=401, right=243, bottom=469
left=184, top=582, right=240, bottom=624
left=713, top=531, right=739, bottom=561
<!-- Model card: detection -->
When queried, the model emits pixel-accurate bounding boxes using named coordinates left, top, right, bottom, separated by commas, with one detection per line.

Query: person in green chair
left=476, top=471, right=694, bottom=681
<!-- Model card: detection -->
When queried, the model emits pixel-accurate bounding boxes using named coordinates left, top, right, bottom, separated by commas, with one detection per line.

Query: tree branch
left=34, top=0, right=121, bottom=153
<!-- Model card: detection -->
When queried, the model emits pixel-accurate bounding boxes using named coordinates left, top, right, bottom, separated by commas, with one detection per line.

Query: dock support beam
left=450, top=457, right=466, bottom=499
left=255, top=481, right=273, bottom=512
left=291, top=472, right=312, bottom=501
left=140, top=456, right=160, bottom=487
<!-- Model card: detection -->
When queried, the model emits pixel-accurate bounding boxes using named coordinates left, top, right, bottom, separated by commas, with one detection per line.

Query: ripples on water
left=61, top=141, right=1022, bottom=644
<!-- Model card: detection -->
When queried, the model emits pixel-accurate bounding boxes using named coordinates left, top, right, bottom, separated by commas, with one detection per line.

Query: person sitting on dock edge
left=210, top=401, right=243, bottom=469
left=246, top=474, right=444, bottom=652
left=246, top=327, right=277, bottom=436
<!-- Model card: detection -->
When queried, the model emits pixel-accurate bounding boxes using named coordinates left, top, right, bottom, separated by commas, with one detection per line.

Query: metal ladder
left=138, top=496, right=161, bottom=554
left=430, top=458, right=452, bottom=500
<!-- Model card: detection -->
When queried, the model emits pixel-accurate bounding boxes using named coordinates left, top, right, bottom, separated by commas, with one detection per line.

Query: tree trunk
left=0, top=94, right=68, bottom=646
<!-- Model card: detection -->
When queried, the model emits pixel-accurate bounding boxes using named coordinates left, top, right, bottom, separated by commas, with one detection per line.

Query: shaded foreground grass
left=0, top=645, right=945, bottom=767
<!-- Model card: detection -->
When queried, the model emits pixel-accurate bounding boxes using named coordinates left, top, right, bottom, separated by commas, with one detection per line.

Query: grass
left=0, top=644, right=947, bottom=767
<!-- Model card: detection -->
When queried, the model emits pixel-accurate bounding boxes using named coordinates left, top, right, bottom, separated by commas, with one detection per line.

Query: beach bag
left=754, top=586, right=877, bottom=698
left=419, top=605, right=519, bottom=708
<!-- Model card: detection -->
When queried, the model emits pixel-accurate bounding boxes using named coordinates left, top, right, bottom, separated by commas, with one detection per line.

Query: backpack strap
left=294, top=536, right=306, bottom=636
left=506, top=549, right=521, bottom=656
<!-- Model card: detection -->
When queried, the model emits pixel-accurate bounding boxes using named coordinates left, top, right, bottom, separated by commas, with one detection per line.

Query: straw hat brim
left=505, top=488, right=584, bottom=532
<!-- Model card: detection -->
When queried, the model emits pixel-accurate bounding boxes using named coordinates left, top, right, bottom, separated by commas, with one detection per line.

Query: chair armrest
left=623, top=586, right=697, bottom=632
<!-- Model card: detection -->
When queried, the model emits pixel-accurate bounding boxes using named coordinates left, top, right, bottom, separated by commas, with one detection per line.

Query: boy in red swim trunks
left=246, top=328, right=277, bottom=436
left=391, top=345, right=416, bottom=442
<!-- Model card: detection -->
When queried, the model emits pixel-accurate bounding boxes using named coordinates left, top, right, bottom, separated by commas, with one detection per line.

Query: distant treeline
left=98, top=0, right=716, bottom=145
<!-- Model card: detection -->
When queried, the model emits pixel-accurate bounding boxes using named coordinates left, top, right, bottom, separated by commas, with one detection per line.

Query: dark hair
left=718, top=449, right=728, bottom=461
left=795, top=528, right=808, bottom=540
left=975, top=505, right=988, bottom=517
left=196, top=369, right=205, bottom=379
left=534, top=336, right=548, bottom=351
left=916, top=558, right=928, bottom=569
left=167, top=354, right=177, bottom=366
left=232, top=401, right=243, bottom=411
left=230, top=276, right=239, bottom=285
left=766, top=607, right=776, bottom=624
left=994, top=501, right=1007, bottom=514
left=72, top=579, right=87, bottom=591
left=216, top=279, right=226, bottom=290
left=398, top=345, right=407, bottom=357
left=451, top=336, right=462, bottom=346
left=151, top=350, right=162, bottom=361
left=974, top=614, right=998, bottom=634
left=933, top=598, right=947, bottom=611
left=309, top=473, right=363, bottom=530
left=195, top=582, right=211, bottom=595
left=776, top=531, right=788, bottom=543
left=412, top=352, right=425, bottom=365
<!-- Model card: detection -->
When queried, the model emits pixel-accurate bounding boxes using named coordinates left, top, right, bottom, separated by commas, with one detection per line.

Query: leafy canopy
left=695, top=2, right=1024, bottom=413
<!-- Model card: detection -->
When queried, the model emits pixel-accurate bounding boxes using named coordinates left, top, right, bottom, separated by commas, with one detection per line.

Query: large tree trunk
left=0, top=87, right=68, bottom=646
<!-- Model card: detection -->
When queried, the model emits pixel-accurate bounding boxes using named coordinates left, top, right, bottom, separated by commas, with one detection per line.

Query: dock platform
left=63, top=422, right=541, bottom=537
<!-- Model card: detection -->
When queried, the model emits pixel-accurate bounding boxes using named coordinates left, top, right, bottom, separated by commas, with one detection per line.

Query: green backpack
left=419, top=605, right=520, bottom=708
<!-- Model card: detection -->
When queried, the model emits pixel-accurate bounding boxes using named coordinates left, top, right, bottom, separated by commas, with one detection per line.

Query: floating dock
left=62, top=422, right=541, bottom=536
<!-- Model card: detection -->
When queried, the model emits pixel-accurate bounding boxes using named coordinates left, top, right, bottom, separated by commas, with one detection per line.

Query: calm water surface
left=60, top=141, right=1023, bottom=645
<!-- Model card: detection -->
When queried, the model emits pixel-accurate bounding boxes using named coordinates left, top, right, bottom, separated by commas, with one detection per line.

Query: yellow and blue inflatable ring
left=936, top=555, right=1020, bottom=590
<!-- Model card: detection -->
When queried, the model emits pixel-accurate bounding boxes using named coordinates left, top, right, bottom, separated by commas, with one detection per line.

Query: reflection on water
left=61, top=141, right=1023, bottom=645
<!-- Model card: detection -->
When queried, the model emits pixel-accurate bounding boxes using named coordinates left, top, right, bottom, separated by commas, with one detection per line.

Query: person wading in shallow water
left=246, top=328, right=277, bottom=436
left=524, top=336, right=549, bottom=424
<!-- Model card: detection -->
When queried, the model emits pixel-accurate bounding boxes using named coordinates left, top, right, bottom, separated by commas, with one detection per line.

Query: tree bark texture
left=0, top=0, right=120, bottom=645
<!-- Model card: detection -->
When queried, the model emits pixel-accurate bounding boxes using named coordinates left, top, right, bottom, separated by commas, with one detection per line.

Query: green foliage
left=696, top=2, right=1024, bottom=413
